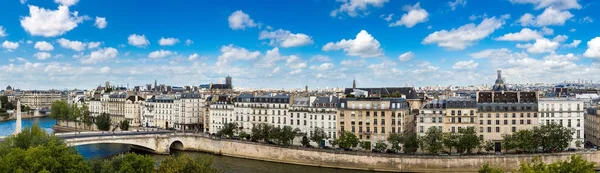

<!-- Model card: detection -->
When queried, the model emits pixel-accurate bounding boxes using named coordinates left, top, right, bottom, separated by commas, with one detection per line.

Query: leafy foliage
left=373, top=140, right=387, bottom=153
left=403, top=132, right=419, bottom=154
left=422, top=127, right=444, bottom=154
left=443, top=132, right=460, bottom=153
left=157, top=154, right=223, bottom=173
left=481, top=154, right=595, bottom=173
left=120, top=120, right=130, bottom=131
left=386, top=133, right=403, bottom=152
left=457, top=127, right=480, bottom=154
left=50, top=100, right=70, bottom=121
left=359, top=141, right=371, bottom=151
left=533, top=123, right=573, bottom=152
left=217, top=122, right=238, bottom=138
left=310, top=127, right=327, bottom=147
left=337, top=131, right=359, bottom=150
left=478, top=163, right=504, bottom=173
left=95, top=113, right=112, bottom=131
left=301, top=136, right=310, bottom=147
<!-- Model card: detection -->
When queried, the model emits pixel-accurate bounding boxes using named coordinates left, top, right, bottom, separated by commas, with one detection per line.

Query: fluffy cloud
left=322, top=30, right=383, bottom=58
left=452, top=60, right=478, bottom=70
left=583, top=37, right=600, bottom=59
left=20, top=5, right=86, bottom=37
left=544, top=53, right=578, bottom=61
left=99, top=66, right=111, bottom=74
left=185, top=39, right=194, bottom=46
left=309, top=63, right=334, bottom=71
left=516, top=38, right=559, bottom=54
left=518, top=7, right=573, bottom=27
left=158, top=37, right=180, bottom=46
left=228, top=10, right=257, bottom=30
left=509, top=0, right=581, bottom=10
left=81, top=47, right=118, bottom=64
left=495, top=28, right=542, bottom=41
left=389, top=3, right=429, bottom=28
left=330, top=0, right=389, bottom=17
left=448, top=0, right=467, bottom=10
left=128, top=34, right=150, bottom=47
left=340, top=59, right=366, bottom=67
left=0, top=26, right=6, bottom=37
left=259, top=29, right=314, bottom=48
left=398, top=52, right=415, bottom=62
left=54, top=0, right=79, bottom=6
left=541, top=27, right=554, bottom=35
left=34, top=52, right=52, bottom=60
left=57, top=38, right=86, bottom=51
left=34, top=41, right=54, bottom=51
left=256, top=47, right=287, bottom=68
left=552, top=35, right=568, bottom=42
left=422, top=16, right=505, bottom=50
left=286, top=55, right=307, bottom=69
left=94, top=17, right=107, bottom=29
left=309, top=55, right=332, bottom=62
left=217, top=44, right=261, bottom=66
left=148, top=50, right=173, bottom=59
left=563, top=40, right=581, bottom=48
left=87, top=42, right=101, bottom=49
left=2, top=41, right=19, bottom=50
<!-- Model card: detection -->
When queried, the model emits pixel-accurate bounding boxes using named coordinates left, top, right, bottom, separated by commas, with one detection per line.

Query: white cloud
left=57, top=38, right=86, bottom=51
left=569, top=28, right=576, bottom=32
left=580, top=16, right=593, bottom=23
left=495, top=28, right=542, bottom=41
left=541, top=27, right=554, bottom=35
left=34, top=52, right=52, bottom=60
left=128, top=34, right=150, bottom=47
left=330, top=0, right=389, bottom=17
left=228, top=10, right=257, bottom=30
left=518, top=7, right=573, bottom=27
left=422, top=16, right=505, bottom=50
left=389, top=3, right=429, bottom=28
left=259, top=29, right=314, bottom=48
left=34, top=41, right=54, bottom=51
left=398, top=52, right=415, bottom=62
left=309, top=55, right=332, bottom=62
left=309, top=63, right=334, bottom=71
left=257, top=47, right=288, bottom=68
left=583, top=37, right=600, bottom=59
left=185, top=39, right=194, bottom=46
left=20, top=0, right=26, bottom=4
left=381, top=14, right=393, bottom=21
left=81, top=47, right=118, bottom=64
left=544, top=53, right=578, bottom=61
left=448, top=0, right=467, bottom=10
left=217, top=44, right=261, bottom=66
left=322, top=30, right=383, bottom=58
left=563, top=40, right=581, bottom=48
left=286, top=55, right=307, bottom=69
left=340, top=59, right=366, bottom=67
left=516, top=38, right=559, bottom=54
left=452, top=60, right=478, bottom=70
left=289, top=69, right=302, bottom=75
left=99, top=66, right=111, bottom=74
left=188, top=53, right=200, bottom=61
left=54, top=0, right=79, bottom=6
left=0, top=26, right=6, bottom=37
left=148, top=50, right=173, bottom=59
left=509, top=0, right=581, bottom=10
left=272, top=67, right=280, bottom=73
left=87, top=42, right=101, bottom=49
left=2, top=41, right=19, bottom=50
left=94, top=17, right=107, bottom=29
left=552, top=35, right=568, bottom=42
left=20, top=5, right=86, bottom=37
left=158, top=37, right=180, bottom=46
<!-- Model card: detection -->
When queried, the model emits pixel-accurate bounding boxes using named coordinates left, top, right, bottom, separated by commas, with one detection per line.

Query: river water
left=0, top=117, right=380, bottom=173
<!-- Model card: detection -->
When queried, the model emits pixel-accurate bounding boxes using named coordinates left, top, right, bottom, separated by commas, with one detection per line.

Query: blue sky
left=0, top=0, right=599, bottom=90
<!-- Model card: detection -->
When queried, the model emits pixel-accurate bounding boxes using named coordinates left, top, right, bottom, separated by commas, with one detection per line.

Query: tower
left=226, top=76, right=232, bottom=86
left=154, top=79, right=158, bottom=91
left=13, top=99, right=21, bottom=135
left=352, top=78, right=356, bottom=89
left=493, top=70, right=507, bottom=91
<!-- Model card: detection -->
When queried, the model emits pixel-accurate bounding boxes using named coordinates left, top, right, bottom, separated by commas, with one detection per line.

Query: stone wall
left=179, top=136, right=600, bottom=172
left=55, top=120, right=98, bottom=131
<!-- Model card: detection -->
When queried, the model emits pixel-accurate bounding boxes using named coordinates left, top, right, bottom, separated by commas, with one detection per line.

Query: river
left=0, top=117, right=380, bottom=173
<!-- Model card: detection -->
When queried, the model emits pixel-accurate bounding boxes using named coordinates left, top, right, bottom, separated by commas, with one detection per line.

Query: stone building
left=539, top=98, right=585, bottom=148
left=233, top=94, right=290, bottom=133
left=207, top=95, right=234, bottom=134
left=444, top=97, right=477, bottom=134
left=585, top=106, right=599, bottom=146
left=417, top=100, right=445, bottom=136
left=20, top=90, right=62, bottom=109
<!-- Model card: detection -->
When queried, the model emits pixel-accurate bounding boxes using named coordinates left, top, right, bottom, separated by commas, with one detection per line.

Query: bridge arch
left=169, top=140, right=184, bottom=151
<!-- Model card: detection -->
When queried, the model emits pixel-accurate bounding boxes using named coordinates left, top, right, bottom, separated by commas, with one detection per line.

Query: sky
left=0, top=0, right=599, bottom=90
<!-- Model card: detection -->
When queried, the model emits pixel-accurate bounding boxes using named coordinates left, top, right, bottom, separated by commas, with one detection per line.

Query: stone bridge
left=57, top=131, right=193, bottom=154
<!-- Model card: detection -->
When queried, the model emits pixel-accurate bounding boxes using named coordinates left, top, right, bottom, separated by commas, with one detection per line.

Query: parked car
left=567, top=148, right=577, bottom=152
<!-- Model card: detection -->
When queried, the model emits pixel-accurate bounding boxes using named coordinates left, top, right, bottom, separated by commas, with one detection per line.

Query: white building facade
left=538, top=98, right=585, bottom=148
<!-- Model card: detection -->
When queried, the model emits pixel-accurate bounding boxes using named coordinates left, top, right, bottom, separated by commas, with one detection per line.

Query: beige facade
left=337, top=98, right=409, bottom=144
left=444, top=98, right=477, bottom=134
left=585, top=107, right=599, bottom=146
left=417, top=100, right=444, bottom=135
left=20, top=90, right=62, bottom=109
left=208, top=101, right=234, bottom=134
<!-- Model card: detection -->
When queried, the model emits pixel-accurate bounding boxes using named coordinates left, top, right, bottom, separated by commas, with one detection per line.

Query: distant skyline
left=1, top=0, right=599, bottom=90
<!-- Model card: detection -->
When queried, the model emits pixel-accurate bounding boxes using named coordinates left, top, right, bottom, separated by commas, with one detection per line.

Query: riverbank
left=139, top=134, right=600, bottom=172
left=0, top=113, right=47, bottom=123
left=52, top=120, right=97, bottom=133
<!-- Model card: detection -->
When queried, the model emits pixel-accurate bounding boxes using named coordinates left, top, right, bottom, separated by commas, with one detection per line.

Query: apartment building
left=145, top=95, right=175, bottom=129
left=585, top=107, right=599, bottom=146
left=539, top=98, right=585, bottom=148
left=233, top=94, right=290, bottom=133
left=20, top=90, right=63, bottom=109
left=308, top=96, right=339, bottom=141
left=477, top=91, right=539, bottom=151
left=124, top=95, right=144, bottom=128
left=444, top=97, right=477, bottom=134
left=208, top=96, right=234, bottom=134
left=417, top=100, right=445, bottom=136
left=337, top=98, right=409, bottom=144
left=175, top=93, right=205, bottom=131
left=289, top=97, right=310, bottom=135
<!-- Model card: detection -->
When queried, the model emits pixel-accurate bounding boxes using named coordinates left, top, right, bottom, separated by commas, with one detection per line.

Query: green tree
left=120, top=120, right=130, bottom=131
left=310, top=127, right=327, bottom=148
left=0, top=96, right=8, bottom=108
left=403, top=133, right=419, bottom=154
left=301, top=136, right=310, bottom=147
left=268, top=126, right=283, bottom=145
left=50, top=100, right=70, bottom=124
left=217, top=123, right=238, bottom=138
left=156, top=154, right=223, bottom=173
left=374, top=140, right=388, bottom=153
left=533, top=123, right=573, bottom=152
left=387, top=133, right=404, bottom=152
left=330, top=139, right=339, bottom=148
left=484, top=140, right=495, bottom=153
left=359, top=141, right=371, bottom=151
left=280, top=126, right=299, bottom=146
left=546, top=155, right=595, bottom=173
left=478, top=163, right=504, bottom=173
left=443, top=132, right=460, bottom=153
left=81, top=105, right=94, bottom=130
left=458, top=127, right=480, bottom=154
left=95, top=113, right=112, bottom=131
left=70, top=104, right=82, bottom=128
left=514, top=129, right=536, bottom=153
left=338, top=131, right=359, bottom=150
left=575, top=140, right=583, bottom=148
left=239, top=131, right=251, bottom=141
left=250, top=123, right=272, bottom=143
left=422, top=127, right=444, bottom=154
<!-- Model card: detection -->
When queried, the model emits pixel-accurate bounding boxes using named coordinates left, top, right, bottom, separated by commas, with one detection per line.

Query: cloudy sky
left=0, top=0, right=599, bottom=90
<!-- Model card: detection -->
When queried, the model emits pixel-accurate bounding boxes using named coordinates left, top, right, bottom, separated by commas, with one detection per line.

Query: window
left=381, top=119, right=385, bottom=125
left=381, top=127, right=385, bottom=133
left=520, top=120, right=524, bottom=124
left=419, top=117, right=423, bottom=123
left=451, top=127, right=456, bottom=133
left=504, top=120, right=508, bottom=125
left=419, top=126, right=423, bottom=133
left=479, top=127, right=483, bottom=133
left=480, top=120, right=483, bottom=125
left=512, top=127, right=516, bottom=132
left=527, top=120, right=531, bottom=124
left=374, top=127, right=378, bottom=134
left=496, top=120, right=500, bottom=125
left=487, top=127, right=491, bottom=133
left=496, top=127, right=500, bottom=132
left=487, top=120, right=491, bottom=125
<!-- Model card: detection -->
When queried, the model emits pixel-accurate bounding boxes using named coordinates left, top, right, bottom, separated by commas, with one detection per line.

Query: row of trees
left=479, top=155, right=596, bottom=173
left=502, top=123, right=576, bottom=153
left=0, top=123, right=222, bottom=173
left=218, top=123, right=304, bottom=146
left=50, top=100, right=117, bottom=131
left=0, top=96, right=31, bottom=112
left=418, top=126, right=481, bottom=154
